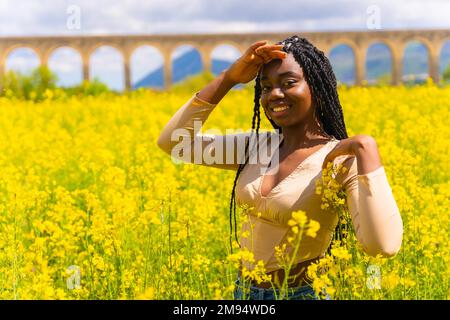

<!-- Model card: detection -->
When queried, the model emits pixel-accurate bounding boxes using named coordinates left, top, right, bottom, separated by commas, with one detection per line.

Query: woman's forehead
left=261, top=54, right=303, bottom=80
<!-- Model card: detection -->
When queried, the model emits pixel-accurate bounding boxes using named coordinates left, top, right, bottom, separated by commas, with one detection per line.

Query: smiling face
left=260, top=52, right=315, bottom=129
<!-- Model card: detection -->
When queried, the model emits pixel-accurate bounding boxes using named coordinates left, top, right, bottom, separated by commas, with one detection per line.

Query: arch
left=211, top=43, right=243, bottom=90
left=171, top=44, right=203, bottom=84
left=130, top=45, right=164, bottom=89
left=402, top=36, right=434, bottom=56
left=328, top=44, right=356, bottom=85
left=403, top=40, right=429, bottom=84
left=1, top=44, right=41, bottom=65
left=5, top=47, right=40, bottom=74
left=365, top=42, right=392, bottom=84
left=42, top=42, right=83, bottom=63
left=90, top=45, right=125, bottom=91
left=327, top=39, right=359, bottom=57
left=84, top=42, right=124, bottom=61
left=211, top=44, right=241, bottom=75
left=48, top=46, right=83, bottom=87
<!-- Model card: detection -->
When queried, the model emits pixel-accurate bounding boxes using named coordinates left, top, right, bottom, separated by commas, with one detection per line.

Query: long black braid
left=228, top=36, right=349, bottom=256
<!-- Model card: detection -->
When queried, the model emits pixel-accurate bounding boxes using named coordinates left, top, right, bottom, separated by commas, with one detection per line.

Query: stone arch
left=130, top=45, right=164, bottom=89
left=2, top=45, right=42, bottom=68
left=47, top=46, right=83, bottom=87
left=402, top=40, right=430, bottom=83
left=41, top=42, right=83, bottom=66
left=365, top=41, right=393, bottom=84
left=210, top=43, right=241, bottom=75
left=328, top=43, right=356, bottom=85
left=84, top=42, right=124, bottom=61
left=402, top=36, right=440, bottom=83
left=327, top=39, right=359, bottom=56
left=170, top=43, right=203, bottom=84
left=89, top=45, right=125, bottom=91
left=4, top=46, right=41, bottom=74
left=402, top=36, right=434, bottom=55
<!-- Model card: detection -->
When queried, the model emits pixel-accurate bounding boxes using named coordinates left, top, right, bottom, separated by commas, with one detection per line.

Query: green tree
left=1, top=65, right=57, bottom=101
left=442, top=63, right=450, bottom=84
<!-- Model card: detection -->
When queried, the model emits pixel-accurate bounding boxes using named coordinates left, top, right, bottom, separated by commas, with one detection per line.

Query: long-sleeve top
left=157, top=92, right=404, bottom=273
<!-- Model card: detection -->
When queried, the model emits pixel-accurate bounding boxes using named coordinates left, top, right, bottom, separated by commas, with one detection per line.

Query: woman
left=157, top=36, right=403, bottom=300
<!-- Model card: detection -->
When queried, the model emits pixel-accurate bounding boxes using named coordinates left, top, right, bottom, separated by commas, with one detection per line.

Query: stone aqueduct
left=1, top=29, right=450, bottom=90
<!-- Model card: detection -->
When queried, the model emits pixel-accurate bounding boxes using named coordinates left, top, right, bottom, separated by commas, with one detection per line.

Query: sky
left=1, top=0, right=450, bottom=89
left=1, top=0, right=450, bottom=35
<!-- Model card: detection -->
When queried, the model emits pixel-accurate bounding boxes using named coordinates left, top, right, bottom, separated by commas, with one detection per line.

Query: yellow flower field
left=0, top=81, right=448, bottom=299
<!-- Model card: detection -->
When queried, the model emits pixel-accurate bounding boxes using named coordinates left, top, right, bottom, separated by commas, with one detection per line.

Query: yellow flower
left=306, top=220, right=320, bottom=238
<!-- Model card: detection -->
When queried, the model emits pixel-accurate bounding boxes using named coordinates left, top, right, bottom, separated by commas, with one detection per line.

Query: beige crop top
left=157, top=92, right=404, bottom=273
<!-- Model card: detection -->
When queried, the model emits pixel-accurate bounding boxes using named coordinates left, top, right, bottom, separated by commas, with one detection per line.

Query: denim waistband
left=234, top=275, right=317, bottom=300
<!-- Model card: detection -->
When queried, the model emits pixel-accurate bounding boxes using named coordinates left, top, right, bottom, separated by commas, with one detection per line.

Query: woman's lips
left=269, top=104, right=291, bottom=117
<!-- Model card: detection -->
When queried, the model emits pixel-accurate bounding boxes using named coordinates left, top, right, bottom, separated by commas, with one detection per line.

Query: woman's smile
left=268, top=103, right=293, bottom=117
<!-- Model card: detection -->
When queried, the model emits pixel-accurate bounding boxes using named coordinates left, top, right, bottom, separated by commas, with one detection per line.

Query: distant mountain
left=134, top=44, right=450, bottom=88
left=134, top=49, right=234, bottom=89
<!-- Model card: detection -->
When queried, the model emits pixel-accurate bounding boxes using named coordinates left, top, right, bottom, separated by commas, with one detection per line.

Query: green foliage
left=64, top=78, right=111, bottom=97
left=1, top=65, right=57, bottom=101
left=169, top=70, right=252, bottom=94
left=375, top=73, right=392, bottom=86
left=1, top=67, right=112, bottom=100
left=170, top=70, right=218, bottom=94
left=442, top=63, right=450, bottom=84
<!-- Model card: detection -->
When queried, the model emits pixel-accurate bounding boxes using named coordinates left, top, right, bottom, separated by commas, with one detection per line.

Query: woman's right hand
left=223, top=40, right=287, bottom=85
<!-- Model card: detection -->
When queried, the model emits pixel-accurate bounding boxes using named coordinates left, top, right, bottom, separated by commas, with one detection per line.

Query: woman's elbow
left=157, top=133, right=171, bottom=154
left=378, top=241, right=402, bottom=258
left=157, top=134, right=165, bottom=150
left=365, top=234, right=403, bottom=258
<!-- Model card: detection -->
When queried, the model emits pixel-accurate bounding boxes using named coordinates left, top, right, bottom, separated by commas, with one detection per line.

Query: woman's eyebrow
left=261, top=71, right=301, bottom=80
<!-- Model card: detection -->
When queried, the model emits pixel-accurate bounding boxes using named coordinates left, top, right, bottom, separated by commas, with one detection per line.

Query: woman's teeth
left=271, top=105, right=290, bottom=112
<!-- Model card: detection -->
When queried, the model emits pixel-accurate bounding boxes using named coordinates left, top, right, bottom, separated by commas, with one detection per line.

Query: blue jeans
left=233, top=275, right=325, bottom=300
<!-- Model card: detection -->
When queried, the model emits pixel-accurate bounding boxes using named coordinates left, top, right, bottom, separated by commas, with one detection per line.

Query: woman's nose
left=267, top=87, right=285, bottom=99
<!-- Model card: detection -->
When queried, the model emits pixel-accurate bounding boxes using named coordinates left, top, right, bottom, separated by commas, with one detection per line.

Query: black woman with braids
left=157, top=36, right=403, bottom=300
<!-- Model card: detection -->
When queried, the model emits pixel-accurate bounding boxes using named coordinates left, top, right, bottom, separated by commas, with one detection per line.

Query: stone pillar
left=82, top=52, right=90, bottom=82
left=40, top=51, right=49, bottom=69
left=199, top=47, right=211, bottom=73
left=163, top=50, right=172, bottom=90
left=429, top=47, right=440, bottom=84
left=123, top=50, right=132, bottom=91
left=391, top=46, right=403, bottom=85
left=354, top=47, right=366, bottom=85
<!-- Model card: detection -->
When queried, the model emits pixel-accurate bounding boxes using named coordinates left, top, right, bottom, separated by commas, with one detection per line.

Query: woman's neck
left=280, top=121, right=331, bottom=152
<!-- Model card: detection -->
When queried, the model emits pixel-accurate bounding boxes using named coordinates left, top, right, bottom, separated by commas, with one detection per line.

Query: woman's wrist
left=222, top=69, right=239, bottom=88
left=196, top=70, right=236, bottom=105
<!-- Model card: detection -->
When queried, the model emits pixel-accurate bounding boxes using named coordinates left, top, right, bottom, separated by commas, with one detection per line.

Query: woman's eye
left=261, top=81, right=295, bottom=92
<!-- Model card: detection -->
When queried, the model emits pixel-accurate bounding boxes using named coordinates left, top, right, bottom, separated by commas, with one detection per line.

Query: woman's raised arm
left=157, top=40, right=287, bottom=170
left=157, top=72, right=252, bottom=170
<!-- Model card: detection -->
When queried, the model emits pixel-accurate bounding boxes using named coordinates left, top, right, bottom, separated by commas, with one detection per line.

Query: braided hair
left=228, top=36, right=349, bottom=256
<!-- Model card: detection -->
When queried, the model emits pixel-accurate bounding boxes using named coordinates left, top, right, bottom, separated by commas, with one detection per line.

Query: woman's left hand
left=322, top=135, right=382, bottom=174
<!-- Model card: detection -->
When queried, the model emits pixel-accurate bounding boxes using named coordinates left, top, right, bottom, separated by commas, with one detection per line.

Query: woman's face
left=260, top=52, right=315, bottom=128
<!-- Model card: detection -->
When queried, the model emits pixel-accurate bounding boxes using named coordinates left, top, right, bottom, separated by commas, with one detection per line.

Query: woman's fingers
left=256, top=45, right=286, bottom=62
left=250, top=40, right=268, bottom=50
left=246, top=41, right=286, bottom=64
left=255, top=44, right=284, bottom=54
left=258, top=50, right=287, bottom=64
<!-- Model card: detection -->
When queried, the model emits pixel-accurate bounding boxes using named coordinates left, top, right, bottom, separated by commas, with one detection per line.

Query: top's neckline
left=259, top=136, right=337, bottom=198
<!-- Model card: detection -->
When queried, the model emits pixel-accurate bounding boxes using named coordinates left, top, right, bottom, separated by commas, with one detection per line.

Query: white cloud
left=172, top=46, right=194, bottom=59
left=211, top=45, right=241, bottom=61
left=0, top=0, right=449, bottom=36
